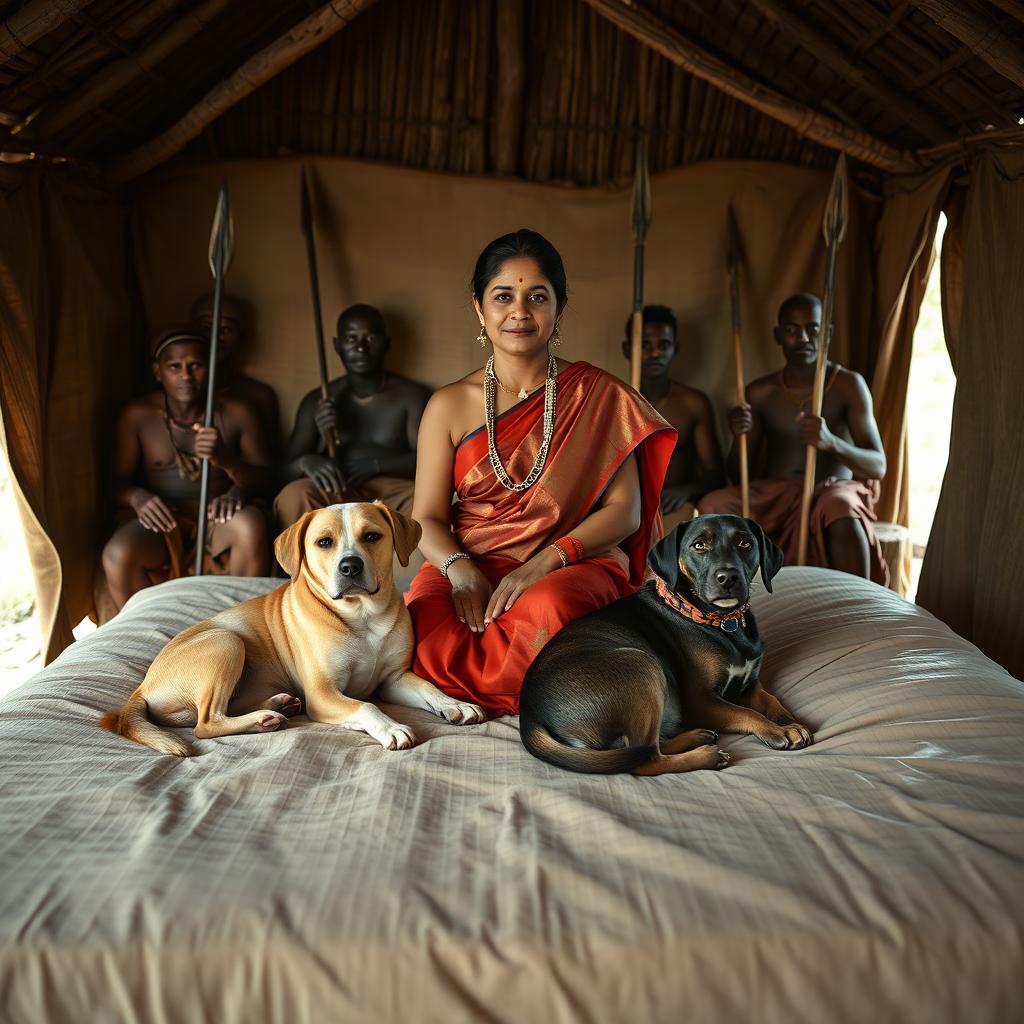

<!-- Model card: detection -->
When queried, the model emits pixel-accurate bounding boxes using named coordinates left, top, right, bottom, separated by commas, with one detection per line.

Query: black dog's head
left=648, top=514, right=784, bottom=610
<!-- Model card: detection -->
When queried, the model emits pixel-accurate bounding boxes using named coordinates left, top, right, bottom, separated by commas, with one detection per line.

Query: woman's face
left=474, top=257, right=559, bottom=356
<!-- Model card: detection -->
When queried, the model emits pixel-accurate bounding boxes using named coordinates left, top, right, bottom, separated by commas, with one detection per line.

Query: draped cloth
left=699, top=477, right=889, bottom=586
left=406, top=362, right=675, bottom=716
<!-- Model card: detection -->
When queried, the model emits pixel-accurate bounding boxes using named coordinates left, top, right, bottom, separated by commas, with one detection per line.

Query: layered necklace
left=484, top=353, right=558, bottom=492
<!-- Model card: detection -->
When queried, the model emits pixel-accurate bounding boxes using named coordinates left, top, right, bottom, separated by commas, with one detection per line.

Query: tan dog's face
left=275, top=502, right=422, bottom=602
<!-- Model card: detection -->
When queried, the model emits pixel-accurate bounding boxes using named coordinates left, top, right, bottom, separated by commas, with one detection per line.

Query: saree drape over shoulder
left=406, top=361, right=676, bottom=715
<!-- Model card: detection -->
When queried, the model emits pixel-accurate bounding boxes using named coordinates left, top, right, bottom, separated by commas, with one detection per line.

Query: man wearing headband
left=190, top=293, right=281, bottom=457
left=101, top=325, right=274, bottom=611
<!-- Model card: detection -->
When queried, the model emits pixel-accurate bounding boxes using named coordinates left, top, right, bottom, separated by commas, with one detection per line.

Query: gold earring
left=477, top=323, right=488, bottom=348
left=551, top=322, right=562, bottom=348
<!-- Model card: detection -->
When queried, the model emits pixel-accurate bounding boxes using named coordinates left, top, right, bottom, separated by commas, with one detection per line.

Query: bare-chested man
left=275, top=304, right=430, bottom=528
left=622, top=304, right=725, bottom=533
left=191, top=293, right=281, bottom=456
left=699, top=293, right=889, bottom=582
left=102, top=326, right=274, bottom=611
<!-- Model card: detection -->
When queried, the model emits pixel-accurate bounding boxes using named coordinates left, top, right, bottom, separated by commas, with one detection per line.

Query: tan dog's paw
left=379, top=722, right=418, bottom=751
left=758, top=722, right=812, bottom=750
left=439, top=700, right=486, bottom=725
left=695, top=743, right=731, bottom=770
left=264, top=693, right=302, bottom=718
left=253, top=711, right=287, bottom=732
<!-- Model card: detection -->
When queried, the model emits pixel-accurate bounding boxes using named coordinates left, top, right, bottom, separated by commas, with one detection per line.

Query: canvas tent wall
left=0, top=0, right=1021, bottom=677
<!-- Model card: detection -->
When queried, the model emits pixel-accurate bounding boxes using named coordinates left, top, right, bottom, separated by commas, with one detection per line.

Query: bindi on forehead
left=518, top=277, right=523, bottom=283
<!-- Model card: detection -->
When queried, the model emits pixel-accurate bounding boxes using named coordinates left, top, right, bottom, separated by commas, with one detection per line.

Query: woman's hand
left=446, top=559, right=493, bottom=633
left=484, top=547, right=562, bottom=624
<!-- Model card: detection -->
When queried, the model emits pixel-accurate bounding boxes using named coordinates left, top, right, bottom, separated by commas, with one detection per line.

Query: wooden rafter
left=28, top=0, right=230, bottom=142
left=0, top=0, right=97, bottom=69
left=581, top=0, right=919, bottom=172
left=906, top=0, right=1024, bottom=91
left=988, top=0, right=1024, bottom=27
left=493, top=0, right=525, bottom=176
left=746, top=0, right=954, bottom=143
left=107, top=0, right=378, bottom=185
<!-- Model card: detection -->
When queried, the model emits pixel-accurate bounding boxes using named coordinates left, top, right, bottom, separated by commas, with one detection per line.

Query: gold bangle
left=550, top=543, right=569, bottom=568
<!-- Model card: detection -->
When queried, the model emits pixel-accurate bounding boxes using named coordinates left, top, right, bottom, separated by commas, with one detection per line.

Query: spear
left=195, top=179, right=235, bottom=577
left=796, top=153, right=849, bottom=566
left=726, top=205, right=749, bottom=518
left=300, top=165, right=338, bottom=461
left=629, top=136, right=652, bottom=391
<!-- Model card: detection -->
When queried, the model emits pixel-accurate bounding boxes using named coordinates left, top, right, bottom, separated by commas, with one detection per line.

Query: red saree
left=406, top=361, right=675, bottom=716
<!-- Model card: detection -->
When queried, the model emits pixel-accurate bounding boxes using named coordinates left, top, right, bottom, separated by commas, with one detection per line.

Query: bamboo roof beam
left=581, top=0, right=919, bottom=172
left=492, top=0, right=525, bottom=176
left=906, top=0, right=1024, bottom=91
left=28, top=0, right=231, bottom=142
left=0, top=0, right=97, bottom=69
left=107, top=0, right=378, bottom=186
left=986, top=0, right=1024, bottom=28
left=746, top=0, right=954, bottom=143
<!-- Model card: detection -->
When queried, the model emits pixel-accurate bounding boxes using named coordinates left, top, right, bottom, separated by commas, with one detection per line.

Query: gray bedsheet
left=1, top=567, right=1022, bottom=1023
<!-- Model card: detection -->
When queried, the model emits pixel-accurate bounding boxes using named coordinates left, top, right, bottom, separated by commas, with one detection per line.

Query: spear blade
left=629, top=137, right=652, bottom=390
left=196, top=179, right=233, bottom=576
left=797, top=154, right=849, bottom=565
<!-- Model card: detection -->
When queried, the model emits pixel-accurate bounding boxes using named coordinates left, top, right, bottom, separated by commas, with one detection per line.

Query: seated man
left=276, top=304, right=430, bottom=528
left=191, top=292, right=281, bottom=457
left=623, top=304, right=724, bottom=533
left=102, top=326, right=274, bottom=611
left=699, top=293, right=888, bottom=582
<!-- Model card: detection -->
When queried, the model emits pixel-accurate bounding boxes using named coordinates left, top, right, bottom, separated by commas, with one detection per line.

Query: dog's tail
left=521, top=721, right=655, bottom=775
left=99, top=689, right=192, bottom=757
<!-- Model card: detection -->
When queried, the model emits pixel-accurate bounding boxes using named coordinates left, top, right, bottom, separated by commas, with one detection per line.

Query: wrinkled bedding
left=1, top=567, right=1022, bottom=1023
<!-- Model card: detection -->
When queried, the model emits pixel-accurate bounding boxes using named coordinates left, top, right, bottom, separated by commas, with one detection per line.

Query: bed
left=1, top=567, right=1022, bottom=1023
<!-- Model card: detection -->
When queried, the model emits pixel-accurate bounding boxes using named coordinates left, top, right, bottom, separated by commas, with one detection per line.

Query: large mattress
left=1, top=568, right=1022, bottom=1023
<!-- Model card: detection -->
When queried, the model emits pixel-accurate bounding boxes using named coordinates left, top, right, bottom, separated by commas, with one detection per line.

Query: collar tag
left=721, top=617, right=740, bottom=633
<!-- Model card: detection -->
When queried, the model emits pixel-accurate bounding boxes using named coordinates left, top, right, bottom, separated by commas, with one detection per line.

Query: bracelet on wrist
left=551, top=535, right=584, bottom=564
left=550, top=543, right=569, bottom=568
left=439, top=552, right=471, bottom=577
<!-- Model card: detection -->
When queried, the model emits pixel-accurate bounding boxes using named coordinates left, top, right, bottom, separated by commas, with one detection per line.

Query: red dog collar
left=654, top=575, right=749, bottom=633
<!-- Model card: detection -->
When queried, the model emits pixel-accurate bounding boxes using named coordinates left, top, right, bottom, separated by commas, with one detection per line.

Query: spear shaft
left=796, top=154, right=848, bottom=566
left=630, top=137, right=652, bottom=391
left=726, top=206, right=749, bottom=518
left=300, top=166, right=337, bottom=460
left=195, top=180, right=233, bottom=577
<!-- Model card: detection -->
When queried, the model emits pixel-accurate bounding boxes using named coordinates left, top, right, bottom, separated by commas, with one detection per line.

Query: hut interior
left=1, top=3, right=1024, bottom=1021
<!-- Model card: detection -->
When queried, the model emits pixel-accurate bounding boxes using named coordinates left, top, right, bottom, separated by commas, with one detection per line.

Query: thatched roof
left=1, top=0, right=1023, bottom=184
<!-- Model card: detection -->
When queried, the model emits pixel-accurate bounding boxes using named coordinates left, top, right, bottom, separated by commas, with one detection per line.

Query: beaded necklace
left=484, top=354, right=557, bottom=492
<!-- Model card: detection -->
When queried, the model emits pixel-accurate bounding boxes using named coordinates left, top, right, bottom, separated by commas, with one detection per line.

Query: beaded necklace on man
left=484, top=353, right=557, bottom=492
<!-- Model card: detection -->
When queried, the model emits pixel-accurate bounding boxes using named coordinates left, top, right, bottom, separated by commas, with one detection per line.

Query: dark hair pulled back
left=471, top=229, right=568, bottom=310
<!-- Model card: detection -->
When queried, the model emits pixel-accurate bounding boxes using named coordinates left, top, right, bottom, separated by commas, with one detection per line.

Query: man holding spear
left=698, top=291, right=888, bottom=582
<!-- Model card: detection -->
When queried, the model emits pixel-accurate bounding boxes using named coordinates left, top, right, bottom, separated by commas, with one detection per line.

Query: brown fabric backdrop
left=0, top=166, right=132, bottom=662
left=132, top=155, right=879, bottom=448
left=917, top=149, right=1024, bottom=680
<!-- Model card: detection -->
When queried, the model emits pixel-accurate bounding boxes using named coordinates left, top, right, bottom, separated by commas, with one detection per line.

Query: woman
left=407, top=229, right=676, bottom=716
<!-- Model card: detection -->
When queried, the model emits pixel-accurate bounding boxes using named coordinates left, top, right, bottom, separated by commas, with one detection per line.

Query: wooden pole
left=300, top=165, right=338, bottom=463
left=906, top=0, right=1024, bottom=91
left=28, top=0, right=231, bottom=142
left=726, top=206, right=749, bottom=518
left=796, top=154, right=848, bottom=567
left=195, top=180, right=234, bottom=577
left=581, top=0, right=918, bottom=174
left=745, top=0, right=953, bottom=145
left=630, top=136, right=651, bottom=391
left=107, top=0, right=378, bottom=185
left=0, top=0, right=97, bottom=69
left=492, top=0, right=525, bottom=176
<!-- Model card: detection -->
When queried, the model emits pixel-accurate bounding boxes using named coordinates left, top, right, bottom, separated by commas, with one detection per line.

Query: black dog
left=519, top=515, right=812, bottom=775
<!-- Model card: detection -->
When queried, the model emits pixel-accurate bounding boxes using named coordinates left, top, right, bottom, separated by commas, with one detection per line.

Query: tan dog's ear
left=274, top=509, right=318, bottom=581
left=374, top=501, right=422, bottom=567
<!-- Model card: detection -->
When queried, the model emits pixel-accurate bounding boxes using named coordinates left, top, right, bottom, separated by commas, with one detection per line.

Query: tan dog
left=101, top=502, right=484, bottom=756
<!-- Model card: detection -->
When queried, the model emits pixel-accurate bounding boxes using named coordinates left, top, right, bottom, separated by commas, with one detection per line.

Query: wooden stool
left=874, top=522, right=911, bottom=597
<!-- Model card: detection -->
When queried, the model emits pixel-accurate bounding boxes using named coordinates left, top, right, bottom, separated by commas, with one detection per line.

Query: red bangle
left=552, top=535, right=584, bottom=564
